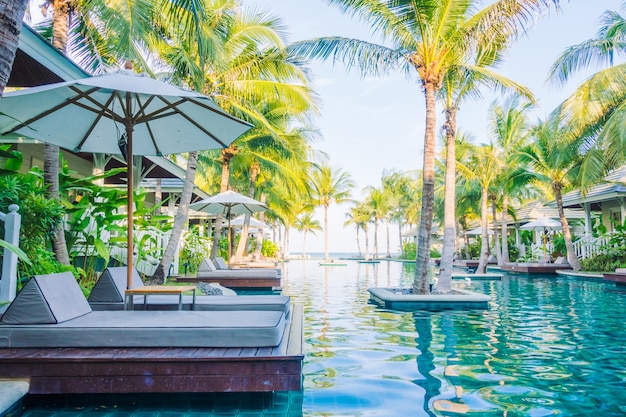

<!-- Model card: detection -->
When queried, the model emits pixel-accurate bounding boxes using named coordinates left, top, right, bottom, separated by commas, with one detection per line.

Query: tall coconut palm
left=516, top=118, right=583, bottom=270
left=363, top=186, right=389, bottom=259
left=488, top=95, right=534, bottom=264
left=309, top=164, right=354, bottom=262
left=344, top=201, right=371, bottom=258
left=437, top=60, right=534, bottom=291
left=0, top=0, right=28, bottom=94
left=295, top=212, right=322, bottom=258
left=457, top=144, right=503, bottom=274
left=290, top=0, right=561, bottom=293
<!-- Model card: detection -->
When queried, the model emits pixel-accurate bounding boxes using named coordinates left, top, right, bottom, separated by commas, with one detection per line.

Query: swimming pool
left=18, top=260, right=626, bottom=416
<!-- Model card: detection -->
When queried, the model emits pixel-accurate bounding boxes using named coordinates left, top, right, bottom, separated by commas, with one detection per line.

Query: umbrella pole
left=126, top=124, right=134, bottom=290
left=227, top=207, right=231, bottom=264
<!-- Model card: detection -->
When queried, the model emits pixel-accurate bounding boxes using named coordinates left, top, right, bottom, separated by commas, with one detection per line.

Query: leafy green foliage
left=400, top=241, right=416, bottom=260
left=0, top=172, right=69, bottom=280
left=179, top=229, right=211, bottom=275
left=261, top=239, right=279, bottom=258
left=580, top=250, right=626, bottom=272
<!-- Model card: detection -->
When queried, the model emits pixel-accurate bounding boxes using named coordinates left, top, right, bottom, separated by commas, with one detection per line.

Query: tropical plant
left=515, top=117, right=582, bottom=270
left=289, top=0, right=561, bottom=293
left=309, top=164, right=355, bottom=262
left=294, top=212, right=321, bottom=258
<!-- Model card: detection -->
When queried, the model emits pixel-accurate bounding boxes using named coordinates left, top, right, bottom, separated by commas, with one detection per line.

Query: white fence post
left=1, top=204, right=21, bottom=303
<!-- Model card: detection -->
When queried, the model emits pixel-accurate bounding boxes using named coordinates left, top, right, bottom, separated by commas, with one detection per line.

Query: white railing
left=1, top=204, right=21, bottom=303
left=572, top=234, right=614, bottom=259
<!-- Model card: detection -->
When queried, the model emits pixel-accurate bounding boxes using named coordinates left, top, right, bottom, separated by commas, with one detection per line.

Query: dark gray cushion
left=88, top=267, right=144, bottom=303
left=0, top=272, right=92, bottom=324
left=0, top=310, right=287, bottom=348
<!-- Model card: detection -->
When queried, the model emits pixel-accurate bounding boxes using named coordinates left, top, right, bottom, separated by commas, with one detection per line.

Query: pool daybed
left=0, top=272, right=287, bottom=348
left=88, top=267, right=290, bottom=315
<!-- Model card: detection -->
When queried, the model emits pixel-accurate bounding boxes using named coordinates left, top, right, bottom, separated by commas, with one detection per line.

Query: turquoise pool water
left=18, top=260, right=626, bottom=416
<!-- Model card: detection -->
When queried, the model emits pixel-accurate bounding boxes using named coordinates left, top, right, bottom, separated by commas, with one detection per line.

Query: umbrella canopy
left=520, top=217, right=562, bottom=231
left=464, top=227, right=495, bottom=236
left=190, top=190, right=267, bottom=262
left=0, top=70, right=252, bottom=289
left=226, top=215, right=268, bottom=229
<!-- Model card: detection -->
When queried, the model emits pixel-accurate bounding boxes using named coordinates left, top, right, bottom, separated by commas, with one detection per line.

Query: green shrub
left=401, top=241, right=416, bottom=260
left=261, top=239, right=279, bottom=258
left=580, top=250, right=626, bottom=272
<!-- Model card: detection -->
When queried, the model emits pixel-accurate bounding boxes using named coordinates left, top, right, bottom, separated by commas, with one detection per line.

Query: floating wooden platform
left=603, top=273, right=626, bottom=285
left=319, top=263, right=347, bottom=266
left=451, top=272, right=502, bottom=280
left=175, top=275, right=281, bottom=291
left=500, top=263, right=572, bottom=275
left=359, top=260, right=380, bottom=264
left=0, top=305, right=304, bottom=395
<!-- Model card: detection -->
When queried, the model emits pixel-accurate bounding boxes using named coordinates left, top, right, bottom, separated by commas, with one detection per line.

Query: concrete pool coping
left=368, top=287, right=491, bottom=310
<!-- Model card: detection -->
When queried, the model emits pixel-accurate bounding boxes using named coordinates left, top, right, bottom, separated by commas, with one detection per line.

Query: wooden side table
left=124, top=285, right=197, bottom=310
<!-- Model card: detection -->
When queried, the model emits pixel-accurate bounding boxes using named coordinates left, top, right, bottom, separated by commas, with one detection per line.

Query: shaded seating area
left=501, top=257, right=571, bottom=274
left=0, top=272, right=303, bottom=394
left=88, top=267, right=290, bottom=314
left=176, top=259, right=282, bottom=291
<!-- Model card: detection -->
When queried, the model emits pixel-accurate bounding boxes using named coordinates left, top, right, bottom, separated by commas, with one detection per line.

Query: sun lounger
left=0, top=272, right=287, bottom=348
left=200, top=258, right=279, bottom=278
left=214, top=256, right=282, bottom=276
left=88, top=267, right=290, bottom=315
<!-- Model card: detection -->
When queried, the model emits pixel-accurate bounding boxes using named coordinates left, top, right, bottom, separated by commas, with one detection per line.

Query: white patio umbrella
left=0, top=70, right=252, bottom=289
left=190, top=190, right=268, bottom=262
left=226, top=215, right=268, bottom=229
left=520, top=217, right=562, bottom=261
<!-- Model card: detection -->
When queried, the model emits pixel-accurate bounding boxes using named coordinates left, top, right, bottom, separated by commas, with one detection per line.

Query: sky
left=250, top=0, right=622, bottom=256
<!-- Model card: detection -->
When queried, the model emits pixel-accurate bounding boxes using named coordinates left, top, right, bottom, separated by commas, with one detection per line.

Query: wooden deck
left=175, top=275, right=281, bottom=291
left=501, top=263, right=572, bottom=274
left=0, top=305, right=304, bottom=395
left=603, top=273, right=626, bottom=285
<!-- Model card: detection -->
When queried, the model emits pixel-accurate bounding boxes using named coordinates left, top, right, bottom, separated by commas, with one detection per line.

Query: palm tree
left=516, top=118, right=582, bottom=270
left=488, top=95, right=534, bottom=264
left=437, top=62, right=534, bottom=291
left=457, top=144, right=503, bottom=274
left=363, top=186, right=389, bottom=259
left=294, top=212, right=322, bottom=258
left=290, top=0, right=561, bottom=293
left=309, top=164, right=355, bottom=262
left=0, top=0, right=28, bottom=94
left=344, top=202, right=371, bottom=258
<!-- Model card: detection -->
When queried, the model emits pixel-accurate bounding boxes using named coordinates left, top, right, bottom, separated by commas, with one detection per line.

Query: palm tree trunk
left=0, top=0, right=28, bottom=95
left=438, top=107, right=457, bottom=293
left=413, top=81, right=437, bottom=294
left=491, top=197, right=502, bottom=265
left=234, top=163, right=259, bottom=262
left=556, top=186, right=581, bottom=270
left=398, top=223, right=404, bottom=258
left=364, top=227, right=370, bottom=260
left=44, top=0, right=71, bottom=266
left=356, top=226, right=362, bottom=258
left=476, top=187, right=490, bottom=274
left=324, top=204, right=329, bottom=262
left=373, top=219, right=379, bottom=259
left=385, top=219, right=391, bottom=257
left=501, top=194, right=510, bottom=264
left=302, top=231, right=307, bottom=258
left=253, top=194, right=266, bottom=261
left=151, top=151, right=198, bottom=283
left=210, top=147, right=235, bottom=259
left=45, top=144, right=70, bottom=264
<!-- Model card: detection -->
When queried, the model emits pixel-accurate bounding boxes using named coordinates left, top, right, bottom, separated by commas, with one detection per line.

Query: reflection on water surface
left=21, top=260, right=626, bottom=416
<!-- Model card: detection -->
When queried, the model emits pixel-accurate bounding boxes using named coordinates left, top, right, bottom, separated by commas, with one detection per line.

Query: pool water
left=18, top=260, right=626, bottom=416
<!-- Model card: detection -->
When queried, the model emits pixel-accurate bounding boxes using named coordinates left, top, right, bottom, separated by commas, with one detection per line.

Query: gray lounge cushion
left=88, top=267, right=143, bottom=303
left=0, top=272, right=91, bottom=325
left=214, top=257, right=229, bottom=270
left=0, top=310, right=287, bottom=348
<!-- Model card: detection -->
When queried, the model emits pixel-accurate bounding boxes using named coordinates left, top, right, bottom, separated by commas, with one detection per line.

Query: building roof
left=557, top=166, right=626, bottom=209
